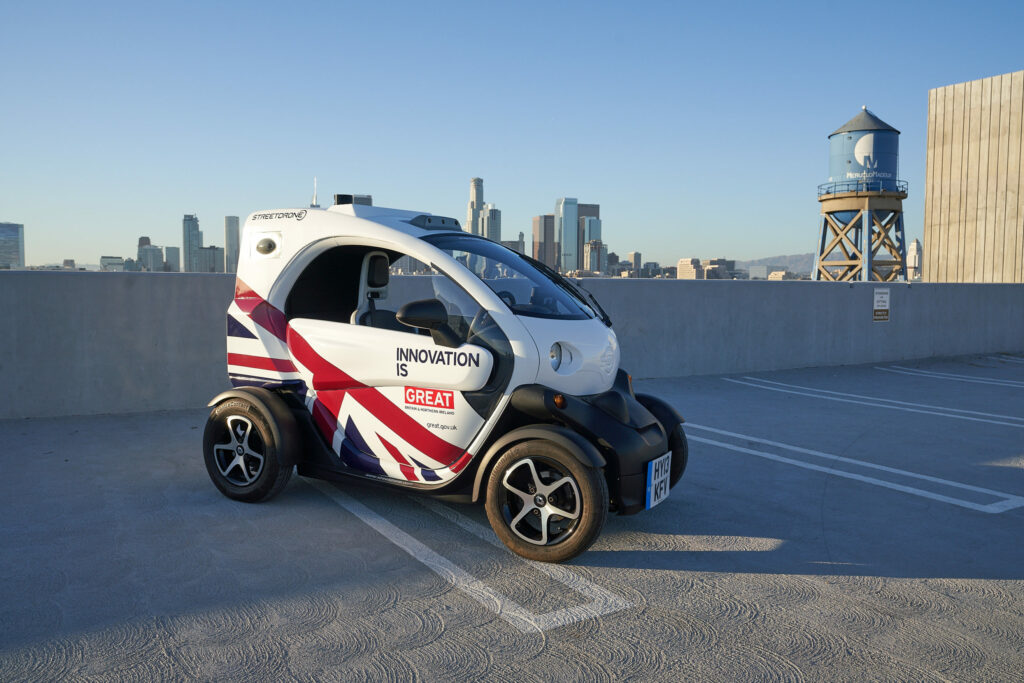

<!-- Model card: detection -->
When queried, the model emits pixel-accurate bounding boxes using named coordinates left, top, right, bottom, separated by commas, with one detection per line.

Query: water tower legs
left=814, top=194, right=908, bottom=282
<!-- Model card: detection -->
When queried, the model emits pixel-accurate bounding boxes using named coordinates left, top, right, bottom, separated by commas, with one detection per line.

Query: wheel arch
left=470, top=424, right=606, bottom=503
left=635, top=392, right=687, bottom=488
left=633, top=393, right=684, bottom=428
left=207, top=387, right=301, bottom=463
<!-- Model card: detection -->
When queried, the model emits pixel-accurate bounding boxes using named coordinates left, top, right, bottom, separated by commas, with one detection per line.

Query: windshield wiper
left=574, top=281, right=612, bottom=327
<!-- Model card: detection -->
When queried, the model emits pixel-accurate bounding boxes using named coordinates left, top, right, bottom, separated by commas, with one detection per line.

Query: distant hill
left=736, top=253, right=815, bottom=277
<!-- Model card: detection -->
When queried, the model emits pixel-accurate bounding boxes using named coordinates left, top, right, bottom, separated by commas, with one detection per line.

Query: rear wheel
left=203, top=396, right=295, bottom=502
left=485, top=440, right=607, bottom=563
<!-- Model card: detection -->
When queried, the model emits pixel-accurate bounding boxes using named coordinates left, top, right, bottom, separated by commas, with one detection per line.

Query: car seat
left=350, top=252, right=409, bottom=332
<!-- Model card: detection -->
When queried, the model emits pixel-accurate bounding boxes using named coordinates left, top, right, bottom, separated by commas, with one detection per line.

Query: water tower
left=813, top=107, right=908, bottom=281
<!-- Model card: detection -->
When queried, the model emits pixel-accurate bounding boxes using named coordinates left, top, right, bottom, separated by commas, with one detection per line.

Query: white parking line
left=415, top=498, right=633, bottom=628
left=724, top=377, right=1024, bottom=428
left=308, top=479, right=631, bottom=633
left=878, top=365, right=1024, bottom=388
left=991, top=355, right=1024, bottom=364
left=742, top=377, right=1024, bottom=421
left=687, top=423, right=1024, bottom=514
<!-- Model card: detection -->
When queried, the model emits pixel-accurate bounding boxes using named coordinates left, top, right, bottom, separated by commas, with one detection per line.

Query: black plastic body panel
left=504, top=373, right=670, bottom=515
left=635, top=393, right=688, bottom=488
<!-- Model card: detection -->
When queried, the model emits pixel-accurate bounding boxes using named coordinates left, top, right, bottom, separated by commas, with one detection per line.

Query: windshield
left=424, top=233, right=595, bottom=320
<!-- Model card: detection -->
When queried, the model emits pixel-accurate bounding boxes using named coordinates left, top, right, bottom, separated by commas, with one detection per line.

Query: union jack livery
left=204, top=194, right=689, bottom=562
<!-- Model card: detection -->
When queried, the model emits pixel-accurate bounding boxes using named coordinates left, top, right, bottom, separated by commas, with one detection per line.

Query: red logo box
left=404, top=387, right=454, bottom=410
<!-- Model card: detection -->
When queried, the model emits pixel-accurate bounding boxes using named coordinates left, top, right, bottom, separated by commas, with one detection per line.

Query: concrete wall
left=0, top=272, right=235, bottom=420
left=579, top=279, right=1024, bottom=378
left=1, top=272, right=1022, bottom=419
left=924, top=69, right=1024, bottom=283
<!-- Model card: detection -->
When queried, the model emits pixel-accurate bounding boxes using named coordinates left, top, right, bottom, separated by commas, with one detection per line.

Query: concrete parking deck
left=2, top=354, right=1023, bottom=680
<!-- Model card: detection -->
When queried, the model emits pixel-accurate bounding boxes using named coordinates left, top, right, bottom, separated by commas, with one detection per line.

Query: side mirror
left=396, top=299, right=448, bottom=329
left=396, top=299, right=461, bottom=348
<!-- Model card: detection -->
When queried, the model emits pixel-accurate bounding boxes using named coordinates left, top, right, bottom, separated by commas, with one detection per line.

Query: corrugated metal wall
left=924, top=70, right=1024, bottom=282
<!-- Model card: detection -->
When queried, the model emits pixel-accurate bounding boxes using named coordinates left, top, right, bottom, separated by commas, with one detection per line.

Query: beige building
left=676, top=258, right=703, bottom=280
left=924, top=69, right=1024, bottom=282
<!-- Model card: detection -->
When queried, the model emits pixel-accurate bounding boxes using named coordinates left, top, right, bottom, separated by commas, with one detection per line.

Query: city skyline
left=3, top=2, right=1023, bottom=267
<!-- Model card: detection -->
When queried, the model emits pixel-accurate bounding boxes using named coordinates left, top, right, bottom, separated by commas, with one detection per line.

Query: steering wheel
left=496, top=290, right=517, bottom=307
left=467, top=307, right=496, bottom=343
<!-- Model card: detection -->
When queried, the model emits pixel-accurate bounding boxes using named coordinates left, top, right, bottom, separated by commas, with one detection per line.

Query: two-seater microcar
left=203, top=196, right=688, bottom=562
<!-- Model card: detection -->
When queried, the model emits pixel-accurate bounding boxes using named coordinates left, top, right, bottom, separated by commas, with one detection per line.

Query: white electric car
left=203, top=195, right=688, bottom=562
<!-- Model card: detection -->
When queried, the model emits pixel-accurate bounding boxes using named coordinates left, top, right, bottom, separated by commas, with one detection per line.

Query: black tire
left=668, top=424, right=688, bottom=488
left=484, top=440, right=608, bottom=563
left=203, top=396, right=295, bottom=502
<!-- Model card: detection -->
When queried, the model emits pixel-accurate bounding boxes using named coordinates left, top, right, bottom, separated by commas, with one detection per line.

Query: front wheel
left=484, top=440, right=608, bottom=563
left=669, top=424, right=688, bottom=488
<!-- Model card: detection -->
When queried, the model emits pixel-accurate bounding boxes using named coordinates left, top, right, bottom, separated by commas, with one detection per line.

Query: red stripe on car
left=448, top=450, right=473, bottom=474
left=286, top=326, right=363, bottom=391
left=377, top=435, right=419, bottom=481
left=227, top=353, right=297, bottom=373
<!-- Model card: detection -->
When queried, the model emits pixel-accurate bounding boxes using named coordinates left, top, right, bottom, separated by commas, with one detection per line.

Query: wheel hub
left=500, top=456, right=583, bottom=546
left=213, top=415, right=265, bottom=486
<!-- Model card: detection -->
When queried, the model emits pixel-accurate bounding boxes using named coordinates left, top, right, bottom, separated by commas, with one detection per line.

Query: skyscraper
left=532, top=214, right=558, bottom=269
left=0, top=222, right=25, bottom=269
left=577, top=204, right=600, bottom=265
left=137, top=236, right=151, bottom=264
left=164, top=246, right=180, bottom=272
left=907, top=239, right=922, bottom=280
left=195, top=246, right=225, bottom=273
left=466, top=178, right=485, bottom=236
left=138, top=244, right=165, bottom=272
left=225, top=216, right=240, bottom=273
left=583, top=240, right=607, bottom=273
left=482, top=204, right=501, bottom=242
left=182, top=214, right=203, bottom=272
left=555, top=198, right=579, bottom=272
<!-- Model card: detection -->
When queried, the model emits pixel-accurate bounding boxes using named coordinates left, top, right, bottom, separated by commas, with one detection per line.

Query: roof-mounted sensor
left=406, top=214, right=462, bottom=231
left=334, top=194, right=373, bottom=206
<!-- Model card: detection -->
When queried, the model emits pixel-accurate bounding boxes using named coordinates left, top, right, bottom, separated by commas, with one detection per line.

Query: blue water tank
left=825, top=107, right=901, bottom=194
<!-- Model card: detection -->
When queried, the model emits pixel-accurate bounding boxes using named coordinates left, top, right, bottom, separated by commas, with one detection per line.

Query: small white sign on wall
left=873, top=288, right=890, bottom=322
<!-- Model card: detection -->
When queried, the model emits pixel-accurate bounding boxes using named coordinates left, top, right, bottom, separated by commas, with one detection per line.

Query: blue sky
left=2, top=1, right=1022, bottom=266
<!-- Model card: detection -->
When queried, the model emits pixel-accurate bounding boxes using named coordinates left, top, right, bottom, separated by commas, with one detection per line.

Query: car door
left=286, top=271, right=495, bottom=484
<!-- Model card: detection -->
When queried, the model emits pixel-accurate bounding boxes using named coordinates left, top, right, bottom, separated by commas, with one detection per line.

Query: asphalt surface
left=2, top=354, right=1023, bottom=680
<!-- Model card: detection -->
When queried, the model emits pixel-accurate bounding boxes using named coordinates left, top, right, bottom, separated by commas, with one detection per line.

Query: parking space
left=2, top=354, right=1023, bottom=679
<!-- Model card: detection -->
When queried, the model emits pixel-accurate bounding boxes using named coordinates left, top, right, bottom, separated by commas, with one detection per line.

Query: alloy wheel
left=500, top=456, right=581, bottom=546
left=213, top=415, right=265, bottom=486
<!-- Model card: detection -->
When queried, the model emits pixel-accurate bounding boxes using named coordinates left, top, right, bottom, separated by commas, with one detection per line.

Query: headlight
left=549, top=343, right=563, bottom=370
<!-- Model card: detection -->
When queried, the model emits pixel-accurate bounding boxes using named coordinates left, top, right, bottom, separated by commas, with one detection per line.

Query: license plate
left=645, top=452, right=672, bottom=509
